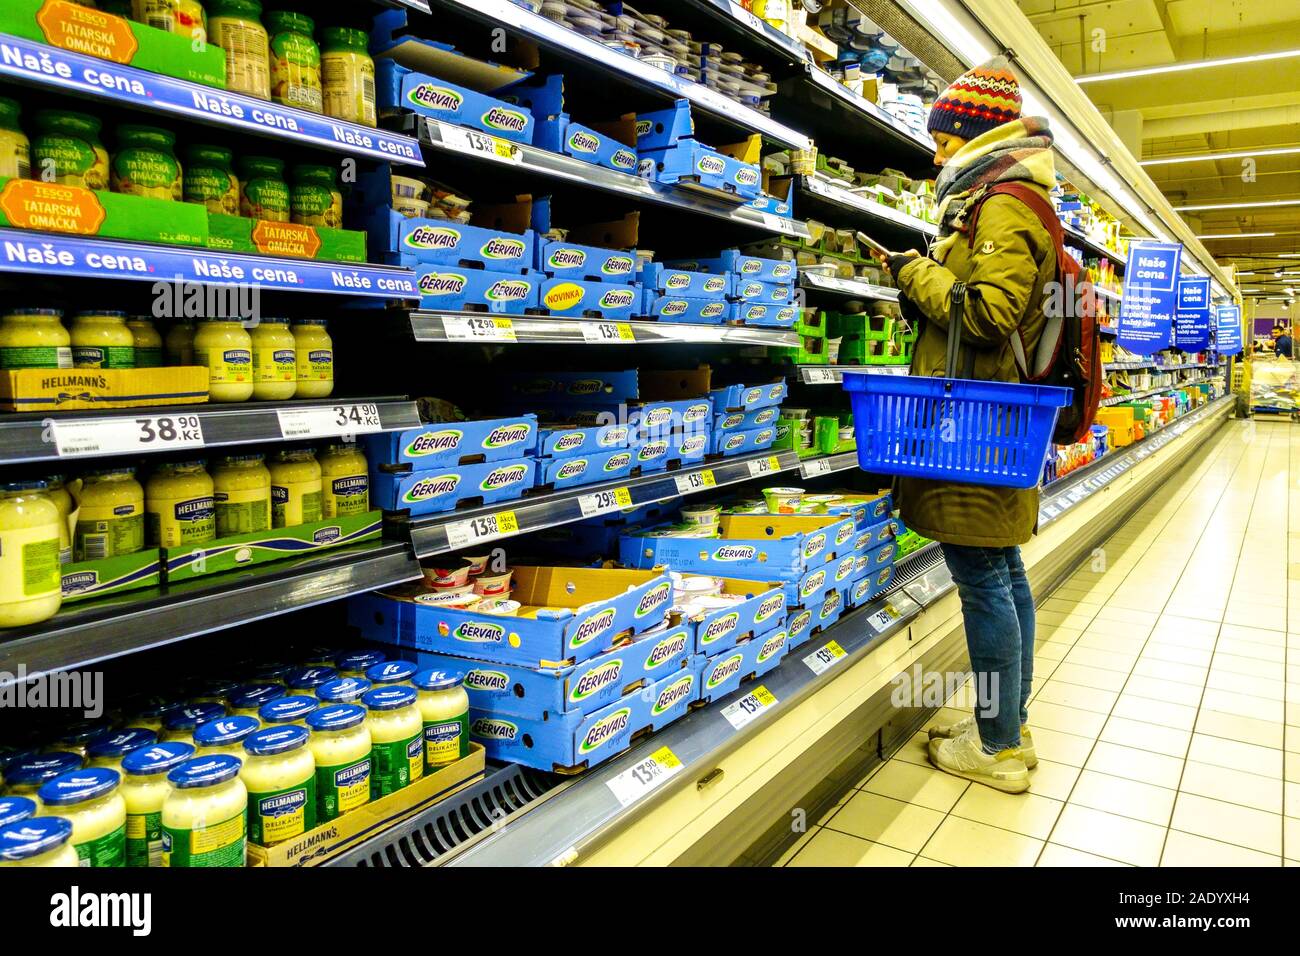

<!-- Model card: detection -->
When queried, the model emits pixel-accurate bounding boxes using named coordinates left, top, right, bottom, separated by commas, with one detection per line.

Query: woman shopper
left=873, top=58, right=1059, bottom=794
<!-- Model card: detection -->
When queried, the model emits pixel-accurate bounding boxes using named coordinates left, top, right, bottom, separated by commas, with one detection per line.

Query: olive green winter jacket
left=892, top=183, right=1056, bottom=548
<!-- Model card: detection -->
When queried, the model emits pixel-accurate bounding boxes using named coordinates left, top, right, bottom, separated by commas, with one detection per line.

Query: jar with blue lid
left=316, top=676, right=371, bottom=704
left=240, top=725, right=316, bottom=847
left=361, top=685, right=423, bottom=799
left=193, top=715, right=260, bottom=762
left=0, top=816, right=78, bottom=867
left=87, top=728, right=158, bottom=769
left=258, top=694, right=318, bottom=728
left=365, top=659, right=416, bottom=687
left=161, top=702, right=227, bottom=744
left=52, top=718, right=117, bottom=757
left=249, top=661, right=293, bottom=685
left=413, top=669, right=470, bottom=771
left=306, top=704, right=371, bottom=821
left=120, top=742, right=194, bottom=868
left=229, top=681, right=286, bottom=718
left=162, top=754, right=248, bottom=867
left=285, top=664, right=337, bottom=692
left=37, top=768, right=126, bottom=867
left=189, top=677, right=243, bottom=706
left=128, top=696, right=184, bottom=733
left=0, top=796, right=37, bottom=828
left=334, top=649, right=386, bottom=677
left=3, top=751, right=83, bottom=794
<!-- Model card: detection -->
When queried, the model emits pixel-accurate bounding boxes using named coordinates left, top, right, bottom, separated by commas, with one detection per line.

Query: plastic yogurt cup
left=390, top=175, right=425, bottom=200
left=763, top=487, right=804, bottom=514
left=680, top=504, right=721, bottom=525
left=422, top=561, right=471, bottom=589
left=473, top=598, right=521, bottom=616
left=394, top=196, right=430, bottom=219
left=463, top=554, right=491, bottom=575
left=472, top=570, right=513, bottom=596
left=412, top=588, right=480, bottom=608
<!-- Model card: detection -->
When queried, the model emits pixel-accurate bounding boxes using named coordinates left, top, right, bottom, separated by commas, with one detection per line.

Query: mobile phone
left=855, top=231, right=896, bottom=259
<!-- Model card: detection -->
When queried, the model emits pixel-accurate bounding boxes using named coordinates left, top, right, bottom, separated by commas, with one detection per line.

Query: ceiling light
left=1173, top=199, right=1300, bottom=212
left=1141, top=146, right=1300, bottom=167
left=1196, top=233, right=1277, bottom=240
left=1076, top=48, right=1300, bottom=84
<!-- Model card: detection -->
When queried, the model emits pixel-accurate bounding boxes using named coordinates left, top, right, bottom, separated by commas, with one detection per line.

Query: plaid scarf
left=931, top=116, right=1056, bottom=261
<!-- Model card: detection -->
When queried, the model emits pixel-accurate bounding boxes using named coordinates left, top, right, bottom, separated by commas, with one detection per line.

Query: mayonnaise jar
left=306, top=704, right=371, bottom=821
left=251, top=317, right=297, bottom=400
left=161, top=703, right=226, bottom=745
left=0, top=817, right=79, bottom=867
left=164, top=319, right=196, bottom=366
left=162, top=754, right=248, bottom=867
left=315, top=676, right=371, bottom=705
left=268, top=448, right=322, bottom=528
left=0, top=480, right=63, bottom=628
left=240, top=726, right=316, bottom=846
left=228, top=683, right=284, bottom=718
left=87, top=729, right=158, bottom=770
left=37, top=768, right=127, bottom=867
left=414, top=670, right=470, bottom=770
left=146, top=460, right=216, bottom=548
left=291, top=318, right=333, bottom=397
left=189, top=678, right=243, bottom=707
left=192, top=716, right=260, bottom=762
left=194, top=318, right=255, bottom=402
left=212, top=454, right=271, bottom=537
left=334, top=650, right=386, bottom=678
left=365, top=660, right=416, bottom=688
left=74, top=468, right=145, bottom=561
left=285, top=666, right=336, bottom=695
left=120, top=741, right=194, bottom=867
left=361, top=686, right=423, bottom=799
left=129, top=698, right=183, bottom=734
left=0, top=309, right=72, bottom=370
left=319, top=442, right=369, bottom=518
left=49, top=719, right=116, bottom=759
left=0, top=796, right=36, bottom=828
left=257, top=695, right=318, bottom=729
left=3, top=753, right=82, bottom=795
left=127, top=317, right=163, bottom=368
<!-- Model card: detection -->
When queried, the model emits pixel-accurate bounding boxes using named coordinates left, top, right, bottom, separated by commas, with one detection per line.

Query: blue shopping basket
left=841, top=281, right=1071, bottom=489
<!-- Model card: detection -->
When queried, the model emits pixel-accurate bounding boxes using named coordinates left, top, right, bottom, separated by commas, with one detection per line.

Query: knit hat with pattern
left=927, top=56, right=1022, bottom=140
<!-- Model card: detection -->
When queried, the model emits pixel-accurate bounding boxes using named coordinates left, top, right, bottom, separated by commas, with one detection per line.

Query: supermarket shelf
left=799, top=272, right=899, bottom=301
left=800, top=66, right=935, bottom=156
left=409, top=311, right=801, bottom=347
left=1106, top=360, right=1215, bottom=373
left=0, top=398, right=421, bottom=466
left=407, top=450, right=800, bottom=558
left=0, top=34, right=423, bottom=167
left=678, top=0, right=811, bottom=66
left=798, top=365, right=908, bottom=384
left=1100, top=374, right=1221, bottom=407
left=0, top=541, right=422, bottom=688
left=415, top=117, right=809, bottom=239
left=0, top=229, right=420, bottom=299
left=426, top=0, right=812, bottom=150
left=795, top=176, right=939, bottom=242
left=1063, top=224, right=1126, bottom=267
left=798, top=451, right=858, bottom=479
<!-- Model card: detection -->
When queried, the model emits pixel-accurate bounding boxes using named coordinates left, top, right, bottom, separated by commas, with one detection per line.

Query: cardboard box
left=409, top=623, right=695, bottom=720
left=508, top=369, right=639, bottom=403
left=642, top=296, right=730, bottom=324
left=0, top=177, right=207, bottom=247
left=61, top=550, right=162, bottom=604
left=694, top=626, right=789, bottom=704
left=0, top=367, right=208, bottom=412
left=848, top=564, right=897, bottom=608
left=505, top=75, right=638, bottom=174
left=0, top=0, right=226, bottom=86
left=399, top=199, right=535, bottom=272
left=630, top=431, right=709, bottom=473
left=246, top=744, right=484, bottom=867
left=365, top=415, right=538, bottom=470
left=162, top=512, right=381, bottom=582
left=350, top=566, right=674, bottom=667
left=685, top=578, right=787, bottom=655
left=539, top=278, right=639, bottom=320
left=537, top=422, right=630, bottom=459
left=468, top=667, right=697, bottom=772
left=730, top=303, right=800, bottom=327
left=371, top=458, right=536, bottom=515
left=416, top=266, right=540, bottom=314
left=537, top=447, right=635, bottom=489
left=711, top=380, right=788, bottom=412
left=377, top=59, right=534, bottom=142
left=639, top=263, right=732, bottom=299
left=642, top=141, right=762, bottom=199
left=731, top=278, right=793, bottom=304
left=664, top=250, right=795, bottom=284
left=206, top=215, right=366, bottom=264
left=711, top=425, right=777, bottom=457
left=537, top=239, right=638, bottom=283
left=715, top=407, right=781, bottom=433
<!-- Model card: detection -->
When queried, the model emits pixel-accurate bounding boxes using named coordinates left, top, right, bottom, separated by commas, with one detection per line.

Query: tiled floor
left=779, top=419, right=1300, bottom=867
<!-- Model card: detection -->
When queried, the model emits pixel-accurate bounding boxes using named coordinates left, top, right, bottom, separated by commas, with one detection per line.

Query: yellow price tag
left=614, top=487, right=633, bottom=507
left=650, top=746, right=681, bottom=769
left=701, top=469, right=716, bottom=486
left=752, top=686, right=777, bottom=707
left=824, top=640, right=846, bottom=659
left=617, top=324, right=635, bottom=340
left=767, top=455, right=781, bottom=471
left=495, top=510, right=519, bottom=535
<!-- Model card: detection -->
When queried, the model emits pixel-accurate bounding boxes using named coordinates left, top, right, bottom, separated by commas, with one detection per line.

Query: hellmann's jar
left=0, top=309, right=72, bottom=370
left=320, top=26, right=376, bottom=127
left=36, top=768, right=127, bottom=868
left=240, top=725, right=316, bottom=847
left=0, top=480, right=63, bottom=628
left=193, top=318, right=254, bottom=402
left=290, top=318, right=333, bottom=397
left=74, top=468, right=145, bottom=561
left=161, top=754, right=248, bottom=867
left=119, top=741, right=195, bottom=868
left=145, top=460, right=216, bottom=548
left=0, top=816, right=80, bottom=868
left=306, top=704, right=372, bottom=822
left=361, top=685, right=423, bottom=799
left=318, top=441, right=369, bottom=518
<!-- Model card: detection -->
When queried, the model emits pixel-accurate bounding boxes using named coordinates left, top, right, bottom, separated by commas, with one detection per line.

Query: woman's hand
left=877, top=249, right=920, bottom=278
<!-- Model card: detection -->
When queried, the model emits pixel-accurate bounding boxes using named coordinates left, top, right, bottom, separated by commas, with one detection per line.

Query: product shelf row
left=798, top=365, right=908, bottom=384
left=795, top=175, right=939, bottom=244
left=408, top=312, right=802, bottom=347
left=1100, top=374, right=1221, bottom=407
left=798, top=271, right=900, bottom=302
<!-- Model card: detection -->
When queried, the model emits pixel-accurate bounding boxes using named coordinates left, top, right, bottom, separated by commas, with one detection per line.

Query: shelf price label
left=726, top=0, right=765, bottom=32
left=804, top=367, right=839, bottom=384
left=579, top=321, right=636, bottom=343
left=866, top=603, right=901, bottom=634
left=277, top=403, right=383, bottom=440
left=721, top=685, right=777, bottom=730
left=746, top=455, right=782, bottom=478
left=578, top=486, right=633, bottom=518
left=51, top=414, right=205, bottom=458
left=804, top=640, right=847, bottom=676
left=761, top=212, right=801, bottom=236
left=444, top=510, right=520, bottom=550
left=606, top=746, right=683, bottom=808
left=438, top=124, right=522, bottom=164
left=801, top=457, right=834, bottom=479
left=674, top=469, right=716, bottom=495
left=443, top=316, right=517, bottom=342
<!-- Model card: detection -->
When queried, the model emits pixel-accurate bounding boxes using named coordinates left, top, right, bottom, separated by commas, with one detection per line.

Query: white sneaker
left=927, top=726, right=1031, bottom=793
left=928, top=716, right=1037, bottom=769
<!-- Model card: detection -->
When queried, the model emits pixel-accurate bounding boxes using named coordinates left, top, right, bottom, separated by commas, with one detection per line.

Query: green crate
left=828, top=311, right=894, bottom=340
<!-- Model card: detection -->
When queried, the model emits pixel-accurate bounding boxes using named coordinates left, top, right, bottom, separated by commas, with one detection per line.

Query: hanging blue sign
left=1216, top=305, right=1242, bottom=356
left=1117, top=242, right=1182, bottom=354
left=1174, top=277, right=1211, bottom=351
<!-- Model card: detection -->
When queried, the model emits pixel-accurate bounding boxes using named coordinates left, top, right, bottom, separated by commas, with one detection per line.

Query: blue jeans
left=939, top=543, right=1035, bottom=753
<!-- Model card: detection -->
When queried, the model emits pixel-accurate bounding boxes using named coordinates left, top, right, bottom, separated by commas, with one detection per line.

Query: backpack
left=966, top=182, right=1102, bottom=445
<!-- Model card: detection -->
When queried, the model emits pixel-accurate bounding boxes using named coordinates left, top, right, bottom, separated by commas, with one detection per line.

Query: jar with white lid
left=361, top=685, right=423, bottom=799
left=120, top=741, right=195, bottom=867
left=37, top=768, right=127, bottom=867
left=413, top=669, right=469, bottom=770
left=240, top=725, right=316, bottom=846
left=0, top=816, right=79, bottom=867
left=162, top=754, right=248, bottom=866
left=306, top=704, right=371, bottom=821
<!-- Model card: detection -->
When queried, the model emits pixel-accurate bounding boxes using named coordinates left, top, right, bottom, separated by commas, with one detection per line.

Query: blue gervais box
left=730, top=278, right=792, bottom=304
left=537, top=422, right=631, bottom=458
left=715, top=406, right=781, bottom=433
left=693, top=627, right=789, bottom=705
left=710, top=425, right=777, bottom=457
left=537, top=239, right=638, bottom=283
left=371, top=458, right=535, bottom=515
left=537, top=447, right=635, bottom=489
left=539, top=278, right=640, bottom=320
left=365, top=415, right=537, bottom=470
left=642, top=295, right=730, bottom=324
left=683, top=580, right=787, bottom=655
left=416, top=266, right=539, bottom=314
left=377, top=60, right=534, bottom=143
left=631, top=431, right=710, bottom=473
left=399, top=218, right=535, bottom=273
left=503, top=74, right=639, bottom=175
left=730, top=302, right=799, bottom=327
left=849, top=564, right=897, bottom=608
left=639, top=263, right=732, bottom=299
left=664, top=250, right=795, bottom=284
left=711, top=380, right=788, bottom=412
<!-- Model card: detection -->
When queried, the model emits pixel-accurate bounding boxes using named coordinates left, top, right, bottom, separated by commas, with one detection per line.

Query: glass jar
left=321, top=26, right=376, bottom=127
left=361, top=685, right=423, bottom=799
left=145, top=460, right=216, bottom=548
left=2, top=753, right=83, bottom=796
left=132, top=1, right=208, bottom=42
left=160, top=703, right=226, bottom=745
left=164, top=319, right=196, bottom=366
left=0, top=96, right=32, bottom=180
left=284, top=666, right=336, bottom=695
left=0, top=309, right=71, bottom=370
left=0, top=481, right=63, bottom=628
left=183, top=144, right=240, bottom=215
left=226, top=683, right=284, bottom=719
left=37, top=768, right=127, bottom=867
left=31, top=110, right=109, bottom=190
left=126, top=317, right=163, bottom=368
left=111, top=125, right=183, bottom=201
left=290, top=164, right=342, bottom=229
left=291, top=318, right=333, bottom=397
left=365, top=660, right=416, bottom=688
left=414, top=669, right=470, bottom=770
left=50, top=719, right=116, bottom=758
left=266, top=10, right=322, bottom=113
left=212, top=453, right=270, bottom=537
left=119, top=741, right=194, bottom=867
left=71, top=311, right=135, bottom=369
left=128, top=698, right=183, bottom=734
left=207, top=0, right=271, bottom=100
left=74, top=468, right=144, bottom=561
left=267, top=447, right=321, bottom=529
left=189, top=677, right=241, bottom=707
left=0, top=816, right=80, bottom=868
left=306, top=704, right=371, bottom=821
left=45, top=474, right=73, bottom=566
left=162, top=754, right=248, bottom=866
left=250, top=317, right=296, bottom=400
left=257, top=694, right=317, bottom=729
left=318, top=441, right=369, bottom=518
left=240, top=725, right=316, bottom=846
left=334, top=650, right=385, bottom=678
left=86, top=729, right=158, bottom=770
left=194, top=318, right=254, bottom=401
left=0, top=796, right=36, bottom=828
left=192, top=715, right=259, bottom=762
left=237, top=155, right=289, bottom=222
left=315, top=676, right=371, bottom=705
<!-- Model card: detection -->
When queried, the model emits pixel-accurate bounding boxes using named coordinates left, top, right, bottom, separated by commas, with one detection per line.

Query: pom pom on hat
left=927, top=56, right=1022, bottom=140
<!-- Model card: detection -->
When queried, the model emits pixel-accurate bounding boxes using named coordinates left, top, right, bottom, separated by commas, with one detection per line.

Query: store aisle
left=778, top=419, right=1300, bottom=867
